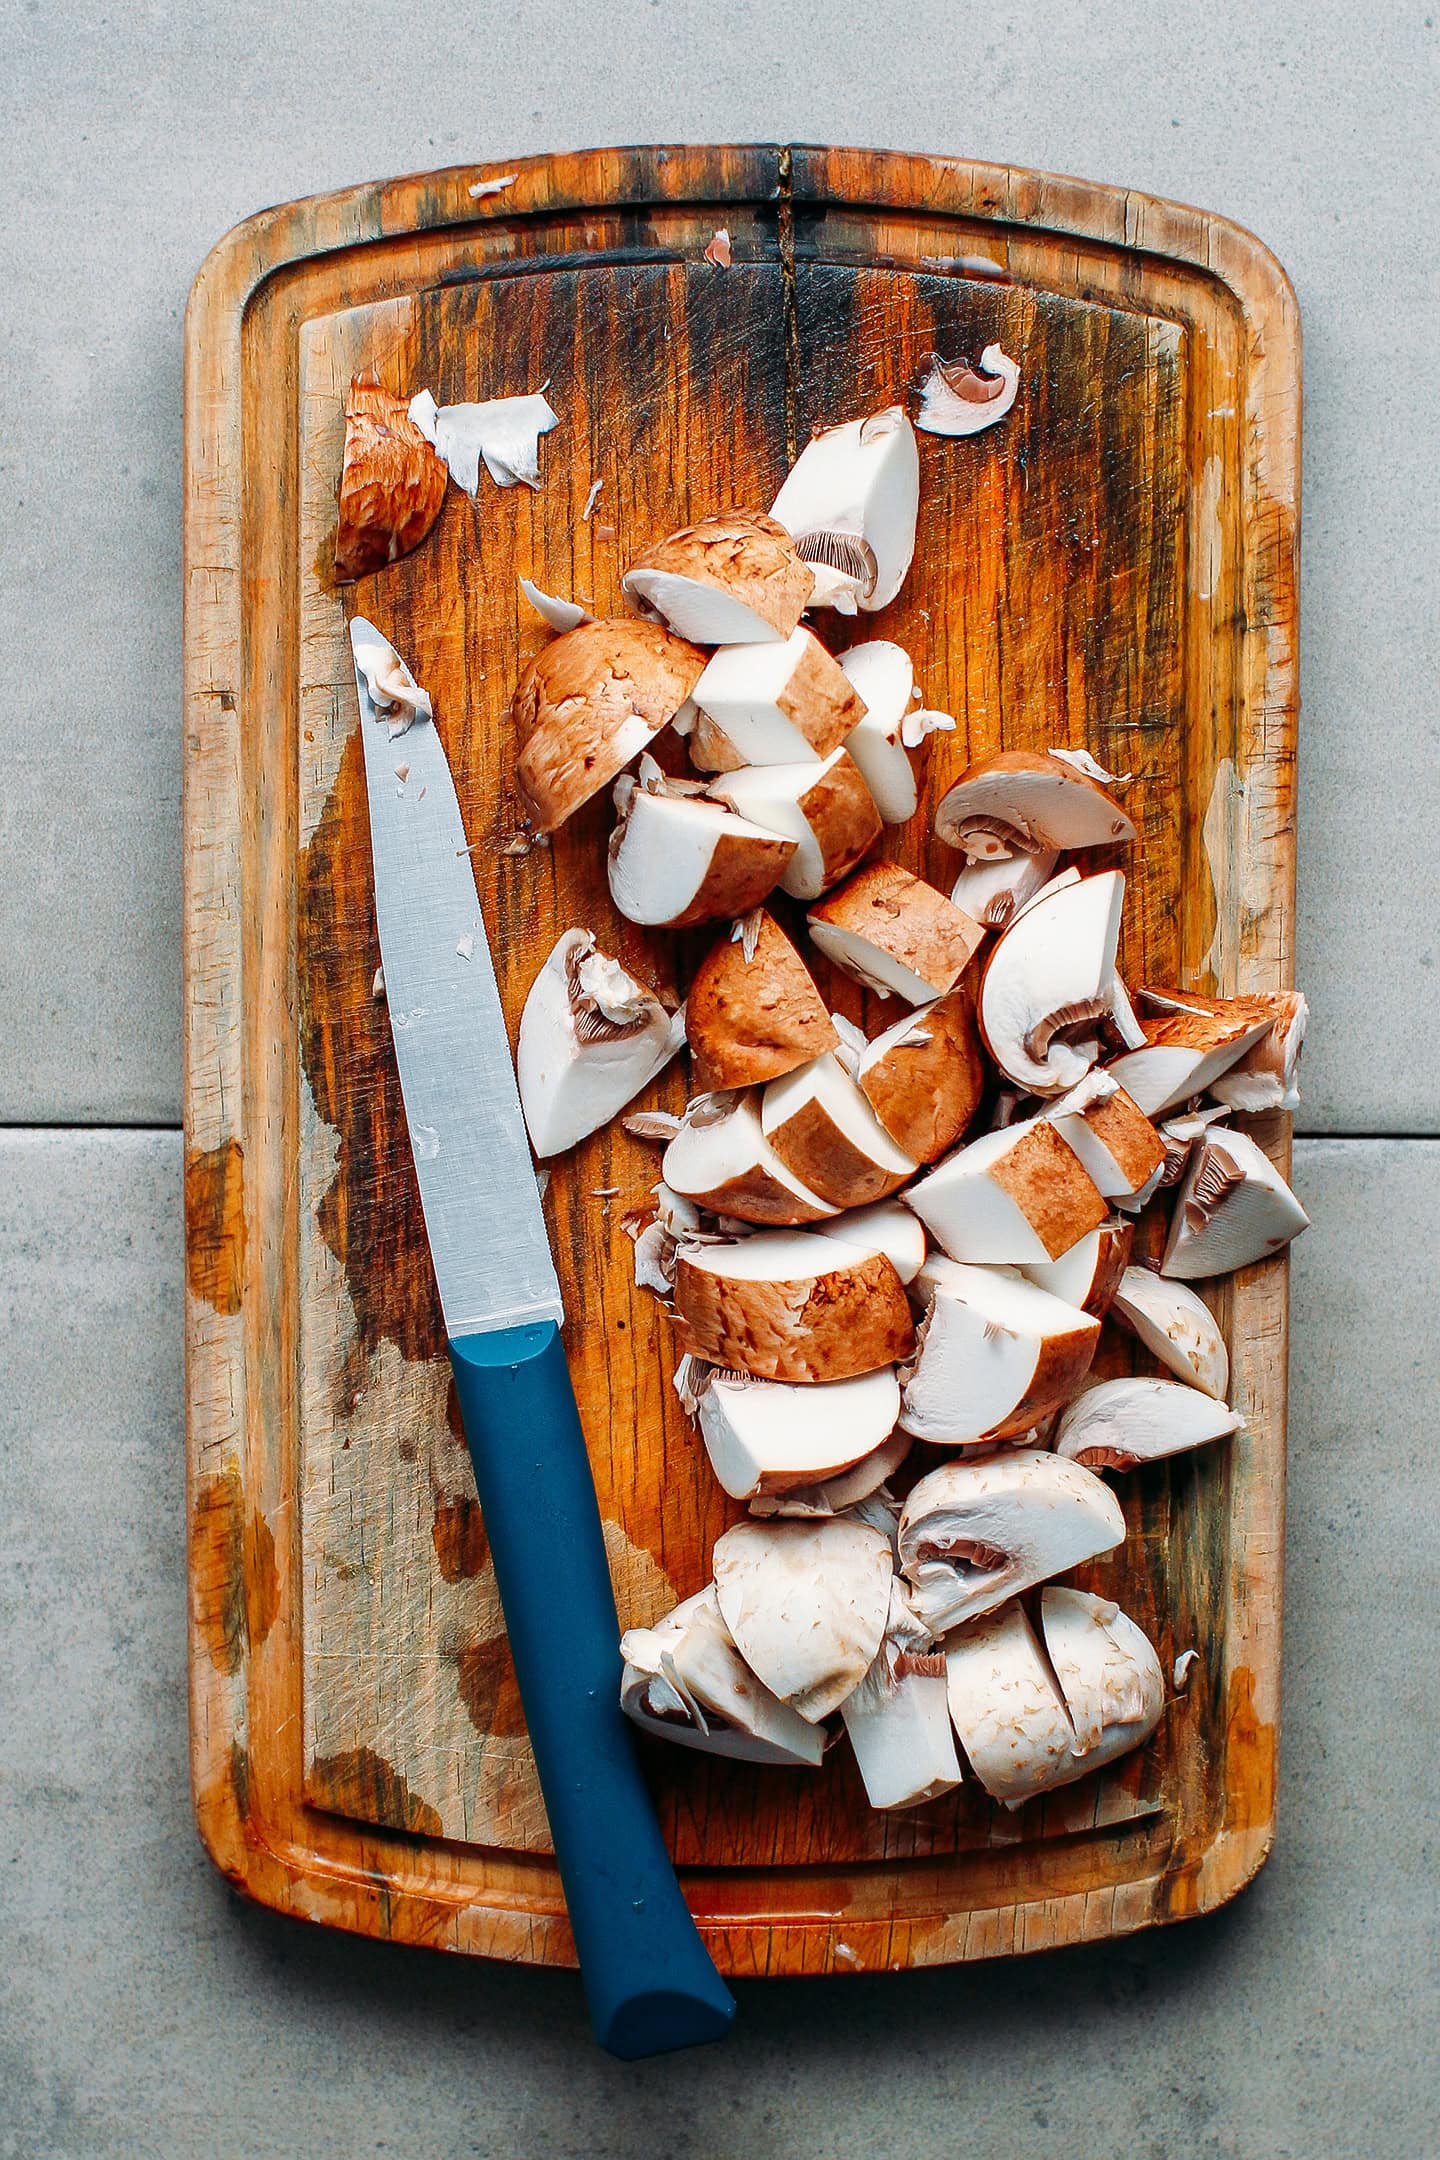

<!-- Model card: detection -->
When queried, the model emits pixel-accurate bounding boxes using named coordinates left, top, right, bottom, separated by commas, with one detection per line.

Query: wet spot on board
left=308, top=1747, right=444, bottom=1838
left=191, top=1468, right=278, bottom=1671
left=453, top=1634, right=528, bottom=1737
left=431, top=1492, right=488, bottom=1581
left=184, top=1139, right=246, bottom=1316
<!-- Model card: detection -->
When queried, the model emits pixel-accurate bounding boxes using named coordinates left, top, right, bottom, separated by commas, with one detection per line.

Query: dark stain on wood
left=309, top=1747, right=445, bottom=1838
left=453, top=1634, right=528, bottom=1738
left=431, top=1492, right=489, bottom=1581
left=191, top=1467, right=278, bottom=1673
left=184, top=1139, right=246, bottom=1315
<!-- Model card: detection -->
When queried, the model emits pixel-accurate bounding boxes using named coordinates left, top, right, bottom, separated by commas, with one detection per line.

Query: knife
left=351, top=617, right=734, bottom=2060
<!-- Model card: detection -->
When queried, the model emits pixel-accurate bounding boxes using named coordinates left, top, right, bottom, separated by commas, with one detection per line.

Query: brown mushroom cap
left=513, top=620, right=706, bottom=831
left=687, top=913, right=840, bottom=1091
left=857, top=988, right=987, bottom=1163
left=673, top=1234, right=915, bottom=1382
left=334, top=376, right=448, bottom=582
left=623, top=510, right=814, bottom=642
left=934, top=748, right=1136, bottom=855
left=809, top=862, right=985, bottom=1002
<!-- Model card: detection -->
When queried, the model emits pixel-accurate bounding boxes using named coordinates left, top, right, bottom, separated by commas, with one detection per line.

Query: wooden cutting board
left=183, top=144, right=1299, bottom=1974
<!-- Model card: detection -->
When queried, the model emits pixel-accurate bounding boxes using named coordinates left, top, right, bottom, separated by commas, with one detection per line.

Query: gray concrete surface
left=1, top=1133, right=1436, bottom=2160
left=0, top=0, right=1437, bottom=1126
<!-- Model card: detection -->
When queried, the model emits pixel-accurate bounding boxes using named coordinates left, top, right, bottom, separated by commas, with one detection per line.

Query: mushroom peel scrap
left=622, top=510, right=813, bottom=645
left=672, top=1229, right=915, bottom=1383
left=840, top=1582, right=961, bottom=1810
left=619, top=1587, right=825, bottom=1767
left=691, top=1362, right=903, bottom=1500
left=1162, top=1127, right=1309, bottom=1279
left=711, top=1516, right=896, bottom=1722
left=934, top=748, right=1135, bottom=860
left=897, top=1448, right=1125, bottom=1632
left=515, top=930, right=684, bottom=1158
left=409, top=385, right=559, bottom=493
left=1054, top=1377, right=1243, bottom=1471
left=807, top=863, right=985, bottom=1005
left=770, top=406, right=920, bottom=613
left=1108, top=1267, right=1229, bottom=1399
left=978, top=869, right=1127, bottom=1094
left=915, top=345, right=1021, bottom=437
left=898, top=1261, right=1101, bottom=1446
left=691, top=628, right=866, bottom=765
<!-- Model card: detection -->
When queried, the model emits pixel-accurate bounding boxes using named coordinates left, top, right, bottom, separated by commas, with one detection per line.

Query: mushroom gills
left=515, top=930, right=683, bottom=1158
left=1161, top=1127, right=1309, bottom=1278
left=978, top=870, right=1126, bottom=1094
left=898, top=1446, right=1124, bottom=1632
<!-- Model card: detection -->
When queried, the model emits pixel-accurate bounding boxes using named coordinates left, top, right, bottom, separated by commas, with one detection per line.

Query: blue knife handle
left=447, top=1322, right=736, bottom=2060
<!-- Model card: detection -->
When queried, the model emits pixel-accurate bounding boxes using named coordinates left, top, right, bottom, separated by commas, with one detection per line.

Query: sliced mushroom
left=750, top=1424, right=913, bottom=1518
left=692, top=628, right=865, bottom=765
left=334, top=376, right=448, bottom=581
left=934, top=749, right=1135, bottom=860
left=661, top=1090, right=836, bottom=1225
left=762, top=1052, right=918, bottom=1209
left=856, top=989, right=987, bottom=1164
left=898, top=1448, right=1125, bottom=1633
left=710, top=750, right=883, bottom=902
left=823, top=1197, right=927, bottom=1283
left=944, top=1601, right=1076, bottom=1806
left=673, top=1230, right=915, bottom=1382
left=1161, top=1127, right=1309, bottom=1278
left=512, top=619, right=706, bottom=831
left=1038, top=1588, right=1164, bottom=1768
left=685, top=911, right=838, bottom=1091
left=1046, top=1069, right=1166, bottom=1207
left=1105, top=1003, right=1274, bottom=1118
left=622, top=509, right=813, bottom=644
left=711, top=1516, right=896, bottom=1721
left=807, top=864, right=985, bottom=1004
left=608, top=780, right=795, bottom=926
left=770, top=406, right=920, bottom=613
left=1109, top=1267, right=1229, bottom=1399
left=840, top=1582, right=961, bottom=1809
left=915, top=345, right=1020, bottom=437
left=515, top=930, right=684, bottom=1158
left=1137, top=988, right=1310, bottom=1114
left=1107, top=971, right=1149, bottom=1051
left=410, top=385, right=559, bottom=492
left=899, top=1259, right=1099, bottom=1445
left=948, top=844, right=1061, bottom=930
left=1054, top=1376, right=1242, bottom=1470
left=619, top=1586, right=825, bottom=1767
left=691, top=1361, right=902, bottom=1500
left=1018, top=1218, right=1134, bottom=1318
left=836, top=641, right=920, bottom=822
left=905, top=1116, right=1107, bottom=1266
left=978, top=869, right=1126, bottom=1094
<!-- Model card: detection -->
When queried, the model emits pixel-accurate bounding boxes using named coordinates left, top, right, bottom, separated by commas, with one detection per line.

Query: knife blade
left=352, top=619, right=734, bottom=2060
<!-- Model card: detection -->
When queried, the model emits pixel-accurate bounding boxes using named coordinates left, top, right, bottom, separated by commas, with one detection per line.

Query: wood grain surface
left=184, top=144, right=1300, bottom=1973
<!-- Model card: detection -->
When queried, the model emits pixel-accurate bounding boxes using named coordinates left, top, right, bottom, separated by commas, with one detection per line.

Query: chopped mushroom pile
left=339, top=377, right=1311, bottom=1819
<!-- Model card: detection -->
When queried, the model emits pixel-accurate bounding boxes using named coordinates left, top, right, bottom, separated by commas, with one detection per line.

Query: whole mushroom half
left=898, top=1258, right=1101, bottom=1446
left=685, top=912, right=839, bottom=1091
left=513, top=620, right=706, bottom=832
left=673, top=1229, right=915, bottom=1383
left=1054, top=1377, right=1243, bottom=1470
left=770, top=406, right=921, bottom=614
left=515, top=930, right=684, bottom=1158
left=334, top=375, right=448, bottom=582
left=622, top=509, right=813, bottom=645
left=712, top=1515, right=896, bottom=1721
left=619, top=1585, right=826, bottom=1767
left=897, top=1448, right=1125, bottom=1633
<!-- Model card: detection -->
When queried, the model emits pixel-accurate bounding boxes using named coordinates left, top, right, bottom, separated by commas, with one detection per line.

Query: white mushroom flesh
left=899, top=1259, right=1100, bottom=1446
left=979, top=871, right=1126, bottom=1094
left=1054, top=1377, right=1243, bottom=1470
left=1109, top=1267, right=1230, bottom=1399
left=694, top=1363, right=902, bottom=1500
left=515, top=930, right=682, bottom=1158
left=770, top=407, right=920, bottom=612
left=1162, top=1127, right=1310, bottom=1279
left=712, top=1516, right=896, bottom=1721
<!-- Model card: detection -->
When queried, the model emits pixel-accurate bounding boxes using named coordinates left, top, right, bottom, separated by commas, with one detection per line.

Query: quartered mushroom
left=688, top=1359, right=902, bottom=1500
left=1018, top=1217, right=1134, bottom=1318
left=515, top=929, right=685, bottom=1158
left=621, top=509, right=813, bottom=645
left=608, top=773, right=796, bottom=926
left=898, top=1448, right=1125, bottom=1633
left=761, top=1052, right=919, bottom=1209
left=1105, top=1000, right=1274, bottom=1118
left=978, top=869, right=1127, bottom=1094
left=898, top=1259, right=1101, bottom=1445
left=661, top=1089, right=836, bottom=1225
left=1038, top=1588, right=1164, bottom=1771
left=619, top=1585, right=825, bottom=1767
left=710, top=750, right=883, bottom=902
left=673, top=1229, right=915, bottom=1382
left=409, top=385, right=559, bottom=492
left=1137, top=987, right=1310, bottom=1114
left=905, top=1115, right=1107, bottom=1265
left=934, top=748, right=1135, bottom=861
left=770, top=405, right=921, bottom=614
left=750, top=1425, right=913, bottom=1519
left=1046, top=1069, right=1166, bottom=1209
left=711, top=1516, right=896, bottom=1721
left=807, top=863, right=986, bottom=1003
left=685, top=911, right=839, bottom=1091
left=915, top=344, right=1021, bottom=437
left=334, top=375, right=448, bottom=581
left=944, top=1601, right=1074, bottom=1806
left=948, top=843, right=1061, bottom=930
left=686, top=705, right=749, bottom=774
left=1054, top=1376, right=1243, bottom=1469
left=855, top=989, right=987, bottom=1164
left=823, top=1197, right=927, bottom=1283
left=691, top=627, right=866, bottom=765
left=1161, top=1126, right=1310, bottom=1278
left=840, top=1582, right=962, bottom=1809
left=1109, top=1266, right=1229, bottom=1398
left=836, top=641, right=921, bottom=821
left=513, top=619, right=706, bottom=831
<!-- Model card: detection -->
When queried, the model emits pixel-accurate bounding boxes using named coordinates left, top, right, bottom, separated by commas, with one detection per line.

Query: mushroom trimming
left=619, top=1586, right=825, bottom=1766
left=409, top=385, right=560, bottom=492
left=334, top=375, right=448, bottom=581
left=915, top=344, right=1020, bottom=437
left=515, top=929, right=684, bottom=1158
